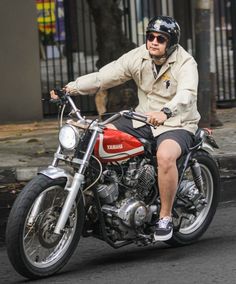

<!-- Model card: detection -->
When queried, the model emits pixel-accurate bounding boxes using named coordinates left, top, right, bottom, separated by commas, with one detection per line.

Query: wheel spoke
left=178, top=164, right=214, bottom=234
left=22, top=185, right=78, bottom=268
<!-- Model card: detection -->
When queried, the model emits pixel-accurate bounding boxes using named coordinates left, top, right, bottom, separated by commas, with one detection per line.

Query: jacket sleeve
left=66, top=51, right=134, bottom=95
left=164, top=58, right=199, bottom=115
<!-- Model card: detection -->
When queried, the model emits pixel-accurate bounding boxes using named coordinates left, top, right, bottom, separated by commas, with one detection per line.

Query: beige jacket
left=67, top=44, right=201, bottom=136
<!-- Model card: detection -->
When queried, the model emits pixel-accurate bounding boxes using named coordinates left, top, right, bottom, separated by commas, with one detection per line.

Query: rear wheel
left=168, top=150, right=220, bottom=246
left=6, top=174, right=85, bottom=279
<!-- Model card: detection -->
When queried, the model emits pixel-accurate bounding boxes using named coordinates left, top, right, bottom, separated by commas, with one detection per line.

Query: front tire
left=168, top=150, right=220, bottom=246
left=6, top=174, right=85, bottom=279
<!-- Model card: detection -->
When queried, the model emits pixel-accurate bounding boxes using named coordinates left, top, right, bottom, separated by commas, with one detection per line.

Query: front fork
left=28, top=127, right=100, bottom=234
left=53, top=128, right=100, bottom=235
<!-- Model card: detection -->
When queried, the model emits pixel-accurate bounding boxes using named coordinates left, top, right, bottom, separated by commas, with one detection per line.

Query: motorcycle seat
left=138, top=138, right=153, bottom=153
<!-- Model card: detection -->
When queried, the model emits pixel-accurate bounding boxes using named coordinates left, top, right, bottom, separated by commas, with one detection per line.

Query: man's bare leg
left=154, top=139, right=181, bottom=241
left=156, top=139, right=181, bottom=218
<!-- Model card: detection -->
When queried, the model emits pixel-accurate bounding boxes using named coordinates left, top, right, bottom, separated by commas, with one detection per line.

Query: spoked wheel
left=168, top=150, right=220, bottom=246
left=6, top=174, right=85, bottom=279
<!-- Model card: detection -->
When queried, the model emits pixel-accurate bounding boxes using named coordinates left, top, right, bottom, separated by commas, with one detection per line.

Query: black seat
left=138, top=138, right=153, bottom=153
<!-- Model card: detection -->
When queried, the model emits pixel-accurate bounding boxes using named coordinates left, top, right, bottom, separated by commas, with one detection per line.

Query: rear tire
left=6, top=174, right=85, bottom=279
left=167, top=150, right=220, bottom=246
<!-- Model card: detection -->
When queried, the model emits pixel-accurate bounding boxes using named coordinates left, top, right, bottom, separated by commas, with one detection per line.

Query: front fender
left=39, top=166, right=73, bottom=188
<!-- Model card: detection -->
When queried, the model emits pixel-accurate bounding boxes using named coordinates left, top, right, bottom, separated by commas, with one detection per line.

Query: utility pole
left=195, top=0, right=211, bottom=127
left=209, top=0, right=222, bottom=126
left=173, top=0, right=193, bottom=53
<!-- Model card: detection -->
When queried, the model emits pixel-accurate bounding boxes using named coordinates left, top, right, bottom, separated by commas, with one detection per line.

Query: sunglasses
left=146, top=33, right=168, bottom=44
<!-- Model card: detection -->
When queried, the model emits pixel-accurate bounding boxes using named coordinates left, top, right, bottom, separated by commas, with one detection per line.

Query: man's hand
left=50, top=86, right=71, bottom=100
left=50, top=89, right=59, bottom=100
left=146, top=111, right=167, bottom=126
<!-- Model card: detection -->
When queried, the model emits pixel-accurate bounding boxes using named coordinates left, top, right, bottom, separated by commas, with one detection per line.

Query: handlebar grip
left=54, top=89, right=66, bottom=98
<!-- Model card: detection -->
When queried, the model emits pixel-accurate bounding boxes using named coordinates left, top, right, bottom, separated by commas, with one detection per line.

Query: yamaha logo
left=107, top=144, right=123, bottom=150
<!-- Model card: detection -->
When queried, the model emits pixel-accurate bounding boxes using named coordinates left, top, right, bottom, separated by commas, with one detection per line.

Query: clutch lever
left=49, top=98, right=63, bottom=104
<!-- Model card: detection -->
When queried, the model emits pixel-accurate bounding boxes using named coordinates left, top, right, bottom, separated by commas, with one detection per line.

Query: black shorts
left=112, top=116, right=194, bottom=155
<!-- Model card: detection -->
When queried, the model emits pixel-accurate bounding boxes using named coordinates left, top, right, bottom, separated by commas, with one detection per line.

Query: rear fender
left=201, top=142, right=214, bottom=153
left=195, top=128, right=219, bottom=154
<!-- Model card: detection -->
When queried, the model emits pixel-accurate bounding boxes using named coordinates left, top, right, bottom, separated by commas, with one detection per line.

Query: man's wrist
left=161, top=107, right=172, bottom=119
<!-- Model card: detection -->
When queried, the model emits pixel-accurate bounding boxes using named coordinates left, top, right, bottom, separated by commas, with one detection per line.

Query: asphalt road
left=0, top=200, right=236, bottom=284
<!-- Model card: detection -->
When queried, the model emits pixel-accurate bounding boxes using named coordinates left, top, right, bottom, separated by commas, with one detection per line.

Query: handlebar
left=51, top=90, right=156, bottom=128
left=123, top=110, right=156, bottom=128
left=52, top=89, right=84, bottom=120
left=97, top=110, right=156, bottom=129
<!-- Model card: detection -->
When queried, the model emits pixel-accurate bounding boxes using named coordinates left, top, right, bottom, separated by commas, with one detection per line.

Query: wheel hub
left=38, top=209, right=62, bottom=249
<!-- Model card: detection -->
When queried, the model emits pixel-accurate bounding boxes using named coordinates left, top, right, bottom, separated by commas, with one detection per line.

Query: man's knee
left=157, top=150, right=176, bottom=169
left=156, top=140, right=181, bottom=169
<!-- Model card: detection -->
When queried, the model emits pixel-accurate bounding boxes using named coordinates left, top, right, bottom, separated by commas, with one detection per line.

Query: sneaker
left=154, top=216, right=173, bottom=241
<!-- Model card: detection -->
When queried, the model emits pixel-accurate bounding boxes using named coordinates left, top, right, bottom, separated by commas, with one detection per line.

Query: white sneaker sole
left=154, top=229, right=173, bottom=241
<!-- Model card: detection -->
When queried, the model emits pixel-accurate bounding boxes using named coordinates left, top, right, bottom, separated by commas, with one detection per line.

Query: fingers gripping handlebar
left=50, top=89, right=68, bottom=103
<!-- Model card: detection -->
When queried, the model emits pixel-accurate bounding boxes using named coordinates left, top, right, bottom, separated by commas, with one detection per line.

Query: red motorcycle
left=6, top=92, right=220, bottom=279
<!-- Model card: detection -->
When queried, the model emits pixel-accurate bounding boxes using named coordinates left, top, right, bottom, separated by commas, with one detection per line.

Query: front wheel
left=6, top=174, right=85, bottom=279
left=168, top=150, right=220, bottom=246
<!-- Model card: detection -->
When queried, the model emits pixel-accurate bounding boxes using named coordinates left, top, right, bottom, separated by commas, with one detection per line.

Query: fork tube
left=67, top=96, right=83, bottom=120
left=51, top=145, right=62, bottom=167
left=54, top=128, right=99, bottom=234
left=54, top=172, right=84, bottom=234
left=78, top=127, right=99, bottom=175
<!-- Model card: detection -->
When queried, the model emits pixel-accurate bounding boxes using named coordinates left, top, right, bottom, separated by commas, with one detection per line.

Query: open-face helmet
left=146, top=16, right=181, bottom=57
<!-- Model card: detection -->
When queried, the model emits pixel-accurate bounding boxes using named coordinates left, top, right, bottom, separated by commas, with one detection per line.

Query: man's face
left=146, top=32, right=168, bottom=58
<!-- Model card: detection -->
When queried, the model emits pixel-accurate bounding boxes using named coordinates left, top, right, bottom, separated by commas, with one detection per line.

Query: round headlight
left=59, top=125, right=80, bottom=150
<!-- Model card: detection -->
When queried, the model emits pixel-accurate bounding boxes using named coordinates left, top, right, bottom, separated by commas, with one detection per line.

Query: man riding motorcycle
left=50, top=15, right=201, bottom=241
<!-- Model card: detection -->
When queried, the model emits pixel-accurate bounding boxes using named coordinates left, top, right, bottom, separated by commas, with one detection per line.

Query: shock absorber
left=191, top=159, right=204, bottom=192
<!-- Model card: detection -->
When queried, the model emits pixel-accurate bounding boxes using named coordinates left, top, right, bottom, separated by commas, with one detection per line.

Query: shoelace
left=158, top=217, right=172, bottom=228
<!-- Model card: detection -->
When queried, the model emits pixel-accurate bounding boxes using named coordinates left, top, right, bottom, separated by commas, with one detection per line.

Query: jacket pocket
left=156, top=70, right=176, bottom=95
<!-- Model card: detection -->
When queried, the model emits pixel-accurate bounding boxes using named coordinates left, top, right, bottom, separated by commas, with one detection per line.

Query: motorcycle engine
left=96, top=158, right=157, bottom=240
left=123, top=160, right=156, bottom=200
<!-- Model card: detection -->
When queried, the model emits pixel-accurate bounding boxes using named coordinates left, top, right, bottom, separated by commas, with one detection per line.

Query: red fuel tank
left=94, top=128, right=144, bottom=162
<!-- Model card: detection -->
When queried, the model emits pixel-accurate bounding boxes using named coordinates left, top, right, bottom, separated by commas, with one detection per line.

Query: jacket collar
left=141, top=44, right=179, bottom=80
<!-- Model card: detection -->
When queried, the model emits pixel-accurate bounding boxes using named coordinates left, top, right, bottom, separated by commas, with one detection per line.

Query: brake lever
left=146, top=121, right=157, bottom=129
left=50, top=89, right=68, bottom=105
left=49, top=98, right=62, bottom=104
left=123, top=112, right=157, bottom=129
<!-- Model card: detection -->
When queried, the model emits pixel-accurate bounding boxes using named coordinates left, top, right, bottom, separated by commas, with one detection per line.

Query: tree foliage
left=86, top=0, right=136, bottom=68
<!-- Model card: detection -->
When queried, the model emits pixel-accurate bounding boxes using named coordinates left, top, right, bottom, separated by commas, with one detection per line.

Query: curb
left=214, top=154, right=236, bottom=178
